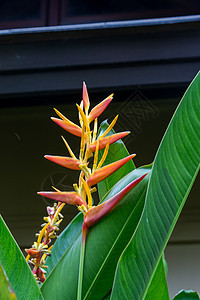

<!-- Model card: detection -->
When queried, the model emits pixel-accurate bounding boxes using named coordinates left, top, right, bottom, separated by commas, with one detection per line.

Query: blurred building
left=0, top=1, right=200, bottom=297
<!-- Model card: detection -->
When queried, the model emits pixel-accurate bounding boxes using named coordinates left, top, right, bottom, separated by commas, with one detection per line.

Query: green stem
left=77, top=222, right=88, bottom=300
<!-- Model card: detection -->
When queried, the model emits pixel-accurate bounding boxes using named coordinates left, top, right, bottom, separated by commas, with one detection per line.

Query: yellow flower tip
left=88, top=94, right=113, bottom=123
left=61, top=136, right=76, bottom=159
left=76, top=104, right=89, bottom=130
left=26, top=254, right=30, bottom=262
left=53, top=108, right=68, bottom=121
left=100, top=115, right=119, bottom=138
left=78, top=204, right=88, bottom=215
left=81, top=177, right=92, bottom=208
left=44, top=155, right=81, bottom=170
left=51, top=117, right=82, bottom=137
left=52, top=186, right=61, bottom=192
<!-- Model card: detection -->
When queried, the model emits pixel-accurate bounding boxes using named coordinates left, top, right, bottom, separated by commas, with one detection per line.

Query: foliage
left=0, top=73, right=200, bottom=299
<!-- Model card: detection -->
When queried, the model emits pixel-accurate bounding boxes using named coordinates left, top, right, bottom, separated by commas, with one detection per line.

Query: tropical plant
left=0, top=73, right=200, bottom=299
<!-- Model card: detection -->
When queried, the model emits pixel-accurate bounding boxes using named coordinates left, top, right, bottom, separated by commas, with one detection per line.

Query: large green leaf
left=111, top=72, right=200, bottom=299
left=144, top=257, right=169, bottom=300
left=45, top=213, right=83, bottom=277
left=173, top=290, right=200, bottom=300
left=41, top=165, right=151, bottom=300
left=0, top=263, right=17, bottom=300
left=0, top=215, right=43, bottom=299
left=98, top=120, right=136, bottom=200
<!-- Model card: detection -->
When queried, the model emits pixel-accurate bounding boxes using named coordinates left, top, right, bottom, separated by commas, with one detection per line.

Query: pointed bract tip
left=51, top=117, right=82, bottom=137
left=88, top=94, right=113, bottom=122
left=89, top=131, right=130, bottom=152
left=87, top=154, right=136, bottom=187
left=44, top=155, right=81, bottom=170
left=82, top=81, right=90, bottom=110
left=38, top=191, right=87, bottom=207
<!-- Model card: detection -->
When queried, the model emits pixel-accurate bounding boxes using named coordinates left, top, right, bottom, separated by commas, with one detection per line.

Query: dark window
left=0, top=0, right=47, bottom=29
left=60, top=0, right=200, bottom=24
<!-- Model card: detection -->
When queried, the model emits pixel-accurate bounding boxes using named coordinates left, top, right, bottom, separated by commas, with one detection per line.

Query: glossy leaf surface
left=173, top=290, right=200, bottom=300
left=144, top=257, right=169, bottom=300
left=0, top=215, right=43, bottom=300
left=98, top=120, right=136, bottom=200
left=45, top=213, right=83, bottom=277
left=0, top=263, right=17, bottom=300
left=111, top=72, right=200, bottom=299
left=41, top=165, right=151, bottom=300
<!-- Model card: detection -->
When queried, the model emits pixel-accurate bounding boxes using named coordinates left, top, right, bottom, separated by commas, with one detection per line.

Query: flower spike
left=87, top=154, right=136, bottom=187
left=51, top=117, right=82, bottom=137
left=84, top=174, right=147, bottom=228
left=45, top=155, right=81, bottom=170
left=88, top=94, right=113, bottom=123
left=37, top=191, right=87, bottom=207
left=89, top=131, right=130, bottom=152
left=30, top=82, right=139, bottom=286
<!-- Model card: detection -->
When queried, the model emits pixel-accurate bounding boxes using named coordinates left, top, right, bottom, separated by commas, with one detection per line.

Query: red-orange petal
left=87, top=154, right=136, bottom=187
left=51, top=117, right=82, bottom=137
left=84, top=173, right=147, bottom=228
left=82, top=82, right=90, bottom=111
left=25, top=248, right=41, bottom=258
left=45, top=155, right=81, bottom=170
left=89, top=132, right=130, bottom=152
left=88, top=94, right=113, bottom=122
left=38, top=191, right=86, bottom=207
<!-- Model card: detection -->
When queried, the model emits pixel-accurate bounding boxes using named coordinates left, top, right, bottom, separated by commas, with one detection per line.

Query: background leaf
left=0, top=263, right=17, bottom=300
left=173, top=290, right=200, bottom=300
left=41, top=165, right=151, bottom=300
left=0, top=215, right=43, bottom=299
left=98, top=120, right=136, bottom=200
left=111, top=72, right=200, bottom=299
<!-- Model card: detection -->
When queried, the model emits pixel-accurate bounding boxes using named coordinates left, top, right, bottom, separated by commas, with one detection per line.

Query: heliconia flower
left=25, top=248, right=41, bottom=258
left=84, top=174, right=147, bottom=228
left=51, top=117, right=82, bottom=137
left=88, top=94, right=113, bottom=123
left=89, top=131, right=130, bottom=152
left=82, top=82, right=90, bottom=112
left=37, top=191, right=87, bottom=208
left=87, top=154, right=136, bottom=187
left=45, top=155, right=81, bottom=170
left=36, top=268, right=46, bottom=283
left=47, top=206, right=54, bottom=216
